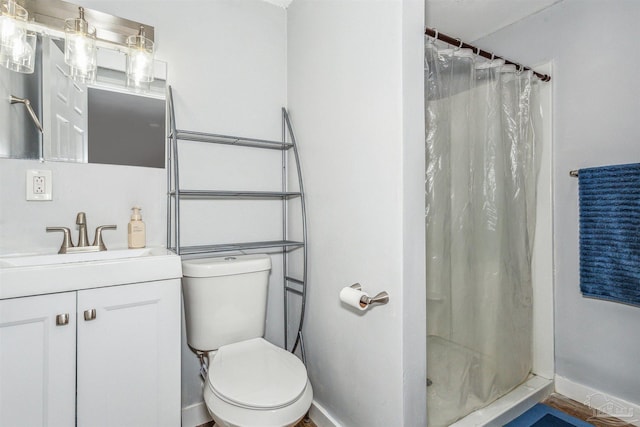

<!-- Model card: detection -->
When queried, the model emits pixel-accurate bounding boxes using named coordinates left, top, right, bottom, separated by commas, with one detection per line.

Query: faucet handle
left=46, top=227, right=75, bottom=254
left=92, top=225, right=117, bottom=251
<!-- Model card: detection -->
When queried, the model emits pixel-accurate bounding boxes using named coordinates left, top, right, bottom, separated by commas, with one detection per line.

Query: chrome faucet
left=76, top=212, right=90, bottom=247
left=47, top=212, right=117, bottom=254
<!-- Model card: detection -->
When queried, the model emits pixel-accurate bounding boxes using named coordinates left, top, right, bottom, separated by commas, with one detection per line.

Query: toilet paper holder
left=350, top=283, right=389, bottom=306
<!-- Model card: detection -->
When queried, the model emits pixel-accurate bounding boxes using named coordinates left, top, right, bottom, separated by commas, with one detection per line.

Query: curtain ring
left=491, top=53, right=495, bottom=61
left=433, top=29, right=439, bottom=43
left=454, top=38, right=462, bottom=50
left=475, top=47, right=481, bottom=57
left=517, top=64, right=524, bottom=74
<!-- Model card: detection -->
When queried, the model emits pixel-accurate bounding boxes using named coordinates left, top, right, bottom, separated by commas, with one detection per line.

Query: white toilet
left=182, top=254, right=313, bottom=427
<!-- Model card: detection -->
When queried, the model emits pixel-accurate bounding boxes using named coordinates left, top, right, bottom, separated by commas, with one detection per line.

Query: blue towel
left=579, top=163, right=640, bottom=306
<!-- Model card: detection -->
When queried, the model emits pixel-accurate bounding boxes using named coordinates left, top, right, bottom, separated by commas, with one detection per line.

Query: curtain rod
left=425, top=27, right=551, bottom=82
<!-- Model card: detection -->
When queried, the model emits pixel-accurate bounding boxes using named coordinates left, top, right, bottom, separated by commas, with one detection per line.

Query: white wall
left=288, top=0, right=426, bottom=425
left=0, top=159, right=165, bottom=255
left=476, top=0, right=640, bottom=407
left=401, top=0, right=428, bottom=424
left=0, top=1, right=287, bottom=423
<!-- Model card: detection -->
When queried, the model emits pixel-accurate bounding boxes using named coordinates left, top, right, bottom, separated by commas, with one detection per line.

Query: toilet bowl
left=181, top=255, right=313, bottom=427
left=204, top=338, right=313, bottom=427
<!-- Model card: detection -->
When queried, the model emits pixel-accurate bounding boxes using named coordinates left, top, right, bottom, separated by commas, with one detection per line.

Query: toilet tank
left=181, top=254, right=271, bottom=352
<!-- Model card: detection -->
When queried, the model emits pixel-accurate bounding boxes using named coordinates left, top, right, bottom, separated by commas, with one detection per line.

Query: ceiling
left=426, top=0, right=563, bottom=41
left=259, top=0, right=565, bottom=41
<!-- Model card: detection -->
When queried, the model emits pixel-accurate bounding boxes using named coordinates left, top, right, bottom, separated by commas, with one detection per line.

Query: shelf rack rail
left=166, top=86, right=308, bottom=361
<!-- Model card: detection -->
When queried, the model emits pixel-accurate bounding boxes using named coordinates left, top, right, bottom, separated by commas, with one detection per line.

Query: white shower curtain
left=424, top=39, right=541, bottom=426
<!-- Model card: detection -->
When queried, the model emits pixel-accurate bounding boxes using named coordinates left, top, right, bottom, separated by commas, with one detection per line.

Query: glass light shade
left=126, top=33, right=154, bottom=85
left=0, top=30, right=35, bottom=73
left=0, top=0, right=35, bottom=73
left=64, top=14, right=97, bottom=83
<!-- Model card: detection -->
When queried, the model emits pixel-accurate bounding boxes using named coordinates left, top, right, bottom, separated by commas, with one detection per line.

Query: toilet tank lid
left=182, top=254, right=271, bottom=278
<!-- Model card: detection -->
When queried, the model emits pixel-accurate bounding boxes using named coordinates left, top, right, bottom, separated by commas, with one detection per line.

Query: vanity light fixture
left=1, top=1, right=156, bottom=87
left=64, top=6, right=97, bottom=83
left=126, top=25, right=155, bottom=86
left=0, top=0, right=36, bottom=73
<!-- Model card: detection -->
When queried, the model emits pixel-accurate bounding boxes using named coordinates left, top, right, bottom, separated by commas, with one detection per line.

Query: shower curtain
left=424, top=40, right=541, bottom=427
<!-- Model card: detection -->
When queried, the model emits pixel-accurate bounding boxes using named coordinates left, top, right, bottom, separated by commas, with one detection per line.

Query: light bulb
left=64, top=7, right=97, bottom=83
left=126, top=27, right=154, bottom=86
left=0, top=1, right=35, bottom=73
left=67, top=33, right=95, bottom=71
left=11, top=35, right=29, bottom=58
left=0, top=16, right=18, bottom=45
left=128, top=48, right=152, bottom=82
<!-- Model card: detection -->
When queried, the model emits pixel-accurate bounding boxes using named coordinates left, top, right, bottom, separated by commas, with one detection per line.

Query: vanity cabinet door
left=76, top=279, right=181, bottom=427
left=0, top=292, right=76, bottom=427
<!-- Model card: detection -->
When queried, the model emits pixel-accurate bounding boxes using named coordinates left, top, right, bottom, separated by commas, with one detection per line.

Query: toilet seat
left=207, top=338, right=308, bottom=410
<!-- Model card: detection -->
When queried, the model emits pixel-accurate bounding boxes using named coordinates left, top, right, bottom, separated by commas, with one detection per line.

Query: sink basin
left=0, top=247, right=182, bottom=299
left=0, top=247, right=163, bottom=268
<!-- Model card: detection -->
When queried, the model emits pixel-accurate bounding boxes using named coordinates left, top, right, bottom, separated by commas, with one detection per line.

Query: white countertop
left=0, top=248, right=183, bottom=299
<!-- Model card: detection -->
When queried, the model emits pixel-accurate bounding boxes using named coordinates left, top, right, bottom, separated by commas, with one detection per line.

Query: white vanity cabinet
left=0, top=279, right=180, bottom=427
left=0, top=292, right=77, bottom=427
left=76, top=279, right=180, bottom=427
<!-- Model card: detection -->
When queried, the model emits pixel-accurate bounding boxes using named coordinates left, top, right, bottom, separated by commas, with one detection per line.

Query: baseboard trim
left=182, top=401, right=212, bottom=427
left=309, top=400, right=342, bottom=427
left=555, top=375, right=640, bottom=427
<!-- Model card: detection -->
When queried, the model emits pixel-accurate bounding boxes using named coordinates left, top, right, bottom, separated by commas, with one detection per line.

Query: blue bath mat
left=531, top=414, right=577, bottom=427
left=505, top=404, right=593, bottom=427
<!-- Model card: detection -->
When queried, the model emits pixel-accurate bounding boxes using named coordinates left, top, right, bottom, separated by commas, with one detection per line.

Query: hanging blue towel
left=579, top=163, right=640, bottom=306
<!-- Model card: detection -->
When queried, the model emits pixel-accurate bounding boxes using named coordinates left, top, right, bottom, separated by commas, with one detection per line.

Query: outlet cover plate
left=26, top=170, right=53, bottom=201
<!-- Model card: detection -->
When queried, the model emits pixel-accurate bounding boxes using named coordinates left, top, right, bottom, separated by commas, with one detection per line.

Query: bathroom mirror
left=0, top=34, right=167, bottom=168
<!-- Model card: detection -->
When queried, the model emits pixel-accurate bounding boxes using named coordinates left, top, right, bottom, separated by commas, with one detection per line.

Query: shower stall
left=424, top=35, right=544, bottom=426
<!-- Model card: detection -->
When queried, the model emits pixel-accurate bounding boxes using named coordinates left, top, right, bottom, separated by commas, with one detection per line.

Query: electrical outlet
left=33, top=176, right=45, bottom=194
left=26, top=170, right=53, bottom=201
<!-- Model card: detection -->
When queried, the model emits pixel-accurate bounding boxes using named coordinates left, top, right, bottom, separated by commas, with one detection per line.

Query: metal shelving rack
left=166, top=86, right=308, bottom=361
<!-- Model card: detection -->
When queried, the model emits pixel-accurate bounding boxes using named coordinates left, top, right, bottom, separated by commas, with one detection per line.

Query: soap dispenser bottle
left=128, top=207, right=146, bottom=249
